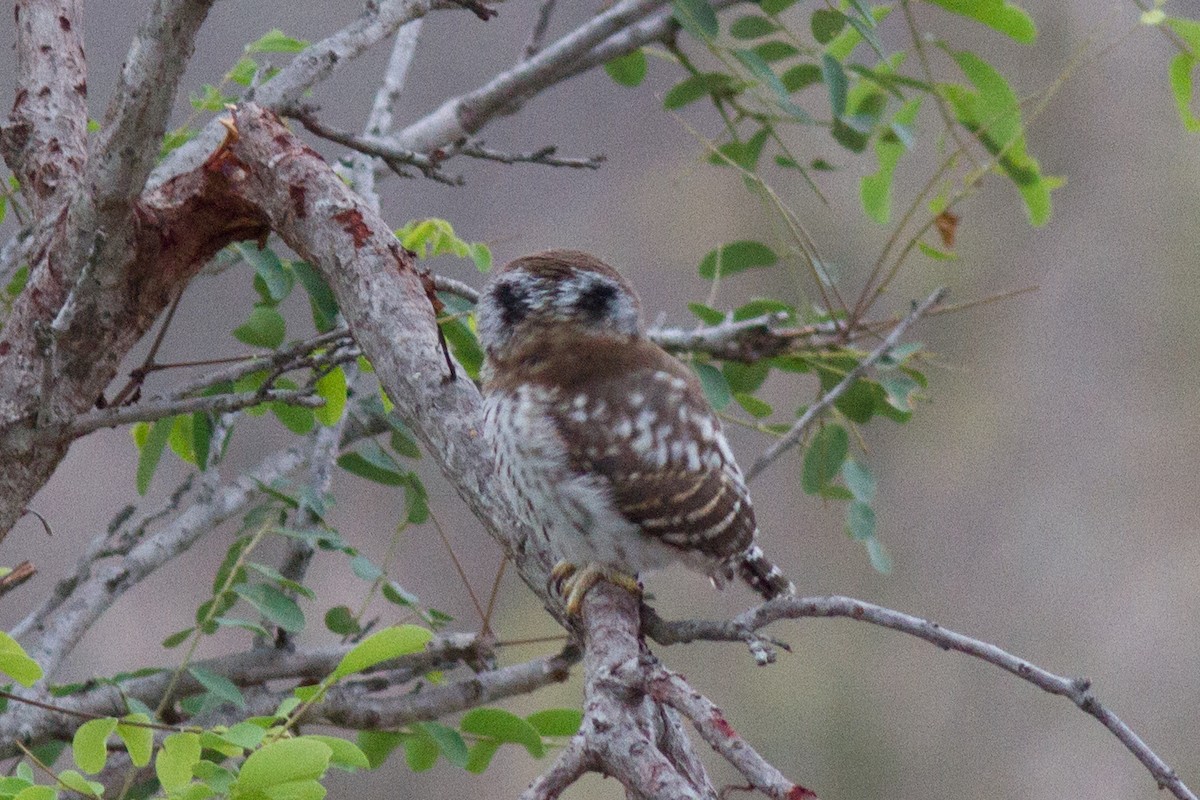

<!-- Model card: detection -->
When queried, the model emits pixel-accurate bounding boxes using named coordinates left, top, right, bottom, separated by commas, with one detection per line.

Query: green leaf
left=403, top=733, right=439, bottom=772
left=940, top=48, right=1054, bottom=225
left=663, top=73, right=736, bottom=109
left=842, top=459, right=876, bottom=504
left=232, top=583, right=305, bottom=633
left=760, top=0, right=797, bottom=12
left=301, top=736, right=369, bottom=772
left=116, top=714, right=154, bottom=767
left=827, top=5, right=892, bottom=59
left=440, top=317, right=484, bottom=381
left=864, top=535, right=893, bottom=574
left=213, top=616, right=271, bottom=638
left=723, top=360, right=769, bottom=394
left=464, top=739, right=502, bottom=774
left=846, top=501, right=875, bottom=541
left=801, top=425, right=848, bottom=495
left=228, top=57, right=258, bottom=86
left=72, top=717, right=117, bottom=774
left=753, top=41, right=800, bottom=62
left=236, top=739, right=331, bottom=790
left=467, top=242, right=493, bottom=272
left=734, top=393, right=773, bottom=418
left=820, top=53, right=847, bottom=117
left=56, top=770, right=101, bottom=798
left=734, top=49, right=811, bottom=120
left=188, top=666, right=246, bottom=709
left=416, top=722, right=469, bottom=768
left=5, top=265, right=29, bottom=298
left=324, top=606, right=360, bottom=635
left=270, top=401, right=315, bottom=435
left=1170, top=53, right=1200, bottom=132
left=672, top=0, right=719, bottom=38
left=313, top=367, right=347, bottom=426
left=135, top=417, right=173, bottom=496
left=337, top=443, right=406, bottom=486
left=698, top=240, right=778, bottom=280
left=292, top=261, right=340, bottom=332
left=0, top=631, right=43, bottom=687
left=246, top=29, right=310, bottom=53
left=604, top=50, right=647, bottom=86
left=161, top=627, right=195, bottom=648
left=687, top=302, right=726, bottom=325
left=731, top=15, right=779, bottom=38
left=234, top=305, right=286, bottom=349
left=350, top=554, right=383, bottom=582
left=190, top=84, right=235, bottom=112
left=879, top=374, right=919, bottom=411
left=861, top=98, right=922, bottom=223
left=356, top=731, right=404, bottom=769
left=526, top=709, right=583, bottom=737
left=169, top=414, right=196, bottom=465
left=13, top=786, right=56, bottom=800
left=460, top=708, right=544, bottom=758
left=332, top=625, right=433, bottom=679
left=925, top=0, right=1036, bottom=44
left=155, top=732, right=201, bottom=792
left=236, top=244, right=293, bottom=304
left=811, top=8, right=845, bottom=43
left=782, top=63, right=822, bottom=92
left=691, top=363, right=732, bottom=410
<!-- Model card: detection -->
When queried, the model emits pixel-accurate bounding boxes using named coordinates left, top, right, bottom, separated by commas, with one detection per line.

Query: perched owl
left=477, top=250, right=794, bottom=614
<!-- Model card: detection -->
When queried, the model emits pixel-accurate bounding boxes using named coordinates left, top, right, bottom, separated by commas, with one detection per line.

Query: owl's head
left=476, top=250, right=643, bottom=360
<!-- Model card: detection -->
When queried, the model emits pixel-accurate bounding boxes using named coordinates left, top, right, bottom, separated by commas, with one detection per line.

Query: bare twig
left=69, top=389, right=324, bottom=438
left=344, top=18, right=427, bottom=205
left=291, top=109, right=463, bottom=185
left=522, top=0, right=559, bottom=60
left=456, top=141, right=605, bottom=169
left=645, top=595, right=1198, bottom=800
left=0, top=561, right=37, bottom=599
left=744, top=288, right=947, bottom=482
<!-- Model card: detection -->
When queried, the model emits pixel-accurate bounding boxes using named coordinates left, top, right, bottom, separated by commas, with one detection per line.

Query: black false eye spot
left=493, top=281, right=530, bottom=326
left=575, top=281, right=617, bottom=320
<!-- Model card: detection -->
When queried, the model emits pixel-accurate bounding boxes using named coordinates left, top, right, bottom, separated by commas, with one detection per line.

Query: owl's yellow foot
left=550, top=560, right=641, bottom=615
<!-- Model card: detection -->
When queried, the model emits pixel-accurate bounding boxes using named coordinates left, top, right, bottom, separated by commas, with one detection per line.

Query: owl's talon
left=553, top=562, right=641, bottom=615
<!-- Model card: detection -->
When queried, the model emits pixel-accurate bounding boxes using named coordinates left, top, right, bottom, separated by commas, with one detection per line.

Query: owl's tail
left=736, top=543, right=795, bottom=600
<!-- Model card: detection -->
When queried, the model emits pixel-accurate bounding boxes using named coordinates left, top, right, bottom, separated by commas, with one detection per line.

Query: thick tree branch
left=90, top=0, right=217, bottom=220
left=1, top=0, right=88, bottom=217
left=645, top=596, right=1199, bottom=800
left=394, top=0, right=667, bottom=152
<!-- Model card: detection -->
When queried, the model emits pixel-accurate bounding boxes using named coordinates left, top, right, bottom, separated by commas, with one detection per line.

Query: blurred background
left=2, top=1, right=1199, bottom=798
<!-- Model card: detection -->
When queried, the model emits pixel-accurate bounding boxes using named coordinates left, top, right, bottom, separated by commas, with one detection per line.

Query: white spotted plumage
left=477, top=250, right=795, bottom=606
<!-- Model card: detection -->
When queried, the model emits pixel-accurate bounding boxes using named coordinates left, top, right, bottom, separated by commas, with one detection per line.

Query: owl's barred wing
left=550, top=349, right=758, bottom=562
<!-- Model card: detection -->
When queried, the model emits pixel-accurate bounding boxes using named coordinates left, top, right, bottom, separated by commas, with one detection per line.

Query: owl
left=477, top=250, right=793, bottom=614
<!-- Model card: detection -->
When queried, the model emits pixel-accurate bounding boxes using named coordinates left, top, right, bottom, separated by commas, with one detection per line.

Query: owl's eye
left=575, top=281, right=617, bottom=320
left=493, top=281, right=530, bottom=326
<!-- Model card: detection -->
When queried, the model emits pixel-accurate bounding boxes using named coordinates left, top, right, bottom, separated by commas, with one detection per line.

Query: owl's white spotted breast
left=483, top=383, right=685, bottom=573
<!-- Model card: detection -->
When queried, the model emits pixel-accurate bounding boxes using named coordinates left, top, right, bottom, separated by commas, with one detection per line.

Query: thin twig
left=522, top=0, right=558, bottom=60
left=745, top=288, right=946, bottom=481
left=456, top=141, right=605, bottom=169
left=290, top=108, right=463, bottom=185
left=69, top=389, right=324, bottom=437
left=646, top=596, right=1199, bottom=800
